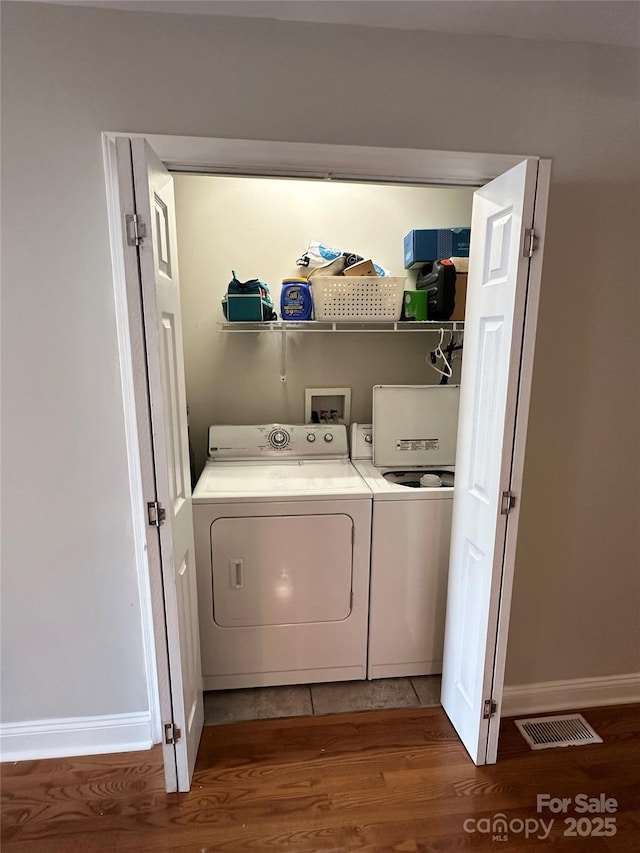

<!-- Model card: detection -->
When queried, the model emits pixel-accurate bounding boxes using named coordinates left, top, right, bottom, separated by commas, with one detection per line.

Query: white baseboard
left=502, top=673, right=640, bottom=717
left=0, top=711, right=154, bottom=763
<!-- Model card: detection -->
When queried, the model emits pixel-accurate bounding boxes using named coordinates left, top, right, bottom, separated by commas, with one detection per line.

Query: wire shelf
left=218, top=320, right=464, bottom=333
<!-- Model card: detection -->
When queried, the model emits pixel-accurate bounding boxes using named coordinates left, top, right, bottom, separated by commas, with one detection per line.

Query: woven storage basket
left=310, top=276, right=405, bottom=321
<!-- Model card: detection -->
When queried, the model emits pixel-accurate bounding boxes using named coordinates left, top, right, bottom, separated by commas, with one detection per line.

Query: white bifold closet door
left=117, top=136, right=204, bottom=792
left=441, top=158, right=548, bottom=766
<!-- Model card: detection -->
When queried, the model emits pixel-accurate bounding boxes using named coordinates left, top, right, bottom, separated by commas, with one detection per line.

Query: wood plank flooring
left=2, top=703, right=639, bottom=851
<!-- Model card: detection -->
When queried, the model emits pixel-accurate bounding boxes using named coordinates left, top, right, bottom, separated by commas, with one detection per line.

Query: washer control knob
left=306, top=433, right=317, bottom=442
left=268, top=428, right=290, bottom=449
left=364, top=434, right=373, bottom=444
left=324, top=432, right=334, bottom=443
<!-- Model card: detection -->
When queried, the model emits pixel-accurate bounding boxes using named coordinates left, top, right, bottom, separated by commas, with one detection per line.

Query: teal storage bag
left=222, top=271, right=277, bottom=321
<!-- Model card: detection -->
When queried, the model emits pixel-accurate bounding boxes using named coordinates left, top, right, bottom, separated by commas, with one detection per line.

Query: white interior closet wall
left=174, top=175, right=473, bottom=474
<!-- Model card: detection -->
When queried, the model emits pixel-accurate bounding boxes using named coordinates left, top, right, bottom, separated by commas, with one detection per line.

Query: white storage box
left=310, top=276, right=405, bottom=321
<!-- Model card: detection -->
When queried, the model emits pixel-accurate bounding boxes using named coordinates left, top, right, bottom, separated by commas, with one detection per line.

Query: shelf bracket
left=280, top=327, right=287, bottom=382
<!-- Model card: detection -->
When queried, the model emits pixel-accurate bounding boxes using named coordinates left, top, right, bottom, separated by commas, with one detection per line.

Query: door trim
left=111, top=132, right=536, bottom=187
left=102, top=131, right=549, bottom=786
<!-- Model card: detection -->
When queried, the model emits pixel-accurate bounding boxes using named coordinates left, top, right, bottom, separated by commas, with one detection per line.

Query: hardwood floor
left=2, top=704, right=639, bottom=851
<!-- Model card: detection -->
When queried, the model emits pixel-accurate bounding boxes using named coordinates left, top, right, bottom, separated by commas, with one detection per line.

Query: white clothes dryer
left=351, top=384, right=460, bottom=680
left=192, top=423, right=371, bottom=690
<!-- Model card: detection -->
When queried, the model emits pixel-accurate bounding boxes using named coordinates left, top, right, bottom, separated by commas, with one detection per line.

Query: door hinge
left=483, top=699, right=497, bottom=719
left=164, top=722, right=181, bottom=745
left=500, top=490, right=516, bottom=515
left=126, top=213, right=147, bottom=247
left=147, top=501, right=166, bottom=527
left=524, top=228, right=537, bottom=258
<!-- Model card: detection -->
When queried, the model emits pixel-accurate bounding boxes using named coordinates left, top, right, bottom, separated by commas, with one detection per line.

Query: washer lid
left=352, top=460, right=454, bottom=501
left=373, top=385, right=460, bottom=467
left=192, top=459, right=370, bottom=503
left=383, top=469, right=454, bottom=488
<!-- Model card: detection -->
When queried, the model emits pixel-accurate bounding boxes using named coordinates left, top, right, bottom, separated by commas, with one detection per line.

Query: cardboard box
left=451, top=273, right=467, bottom=321
left=404, top=228, right=471, bottom=269
left=343, top=258, right=378, bottom=276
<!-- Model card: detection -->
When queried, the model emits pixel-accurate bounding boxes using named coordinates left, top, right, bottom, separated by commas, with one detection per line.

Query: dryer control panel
left=208, top=424, right=349, bottom=461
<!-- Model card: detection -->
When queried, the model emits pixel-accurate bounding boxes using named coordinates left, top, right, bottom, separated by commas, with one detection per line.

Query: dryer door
left=211, top=514, right=353, bottom=626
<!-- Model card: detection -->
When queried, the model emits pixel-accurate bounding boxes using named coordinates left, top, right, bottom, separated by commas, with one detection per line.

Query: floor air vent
left=515, top=714, right=602, bottom=750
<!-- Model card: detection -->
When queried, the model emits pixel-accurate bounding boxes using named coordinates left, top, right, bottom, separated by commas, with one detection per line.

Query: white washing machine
left=351, top=384, right=460, bottom=680
left=192, top=423, right=372, bottom=690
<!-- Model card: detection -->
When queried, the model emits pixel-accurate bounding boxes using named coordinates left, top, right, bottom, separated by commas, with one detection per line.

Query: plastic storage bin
left=310, top=276, right=405, bottom=321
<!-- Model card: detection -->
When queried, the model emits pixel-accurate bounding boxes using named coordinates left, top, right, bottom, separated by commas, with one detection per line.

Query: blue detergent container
left=280, top=278, right=313, bottom=320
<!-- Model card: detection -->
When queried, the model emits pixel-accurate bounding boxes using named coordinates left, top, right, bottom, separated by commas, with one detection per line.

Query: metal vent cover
left=515, top=714, right=602, bottom=750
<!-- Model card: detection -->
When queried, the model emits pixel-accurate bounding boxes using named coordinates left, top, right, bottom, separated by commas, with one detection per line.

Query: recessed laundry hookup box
left=404, top=228, right=471, bottom=269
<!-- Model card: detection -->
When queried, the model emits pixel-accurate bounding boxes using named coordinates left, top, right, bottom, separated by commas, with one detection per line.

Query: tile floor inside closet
left=204, top=675, right=441, bottom=725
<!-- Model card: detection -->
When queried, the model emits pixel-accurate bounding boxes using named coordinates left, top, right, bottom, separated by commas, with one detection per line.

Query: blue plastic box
left=404, top=228, right=471, bottom=269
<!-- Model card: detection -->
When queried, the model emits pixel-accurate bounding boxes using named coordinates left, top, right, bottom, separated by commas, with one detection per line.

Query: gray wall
left=2, top=2, right=638, bottom=732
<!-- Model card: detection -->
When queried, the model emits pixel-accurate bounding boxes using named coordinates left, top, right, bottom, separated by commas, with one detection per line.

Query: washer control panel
left=350, top=423, right=374, bottom=461
left=209, top=424, right=349, bottom=460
